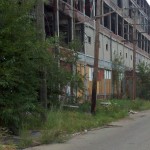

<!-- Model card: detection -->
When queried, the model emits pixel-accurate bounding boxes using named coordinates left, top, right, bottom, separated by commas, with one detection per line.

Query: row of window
left=103, top=2, right=150, bottom=54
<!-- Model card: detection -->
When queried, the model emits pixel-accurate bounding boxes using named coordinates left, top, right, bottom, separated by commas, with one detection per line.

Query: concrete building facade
left=44, top=0, right=150, bottom=99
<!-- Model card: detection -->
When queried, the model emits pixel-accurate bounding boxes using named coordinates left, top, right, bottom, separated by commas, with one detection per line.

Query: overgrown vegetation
left=1, top=1, right=150, bottom=150
left=47, top=36, right=84, bottom=107
left=0, top=0, right=48, bottom=133
left=0, top=0, right=83, bottom=133
left=112, top=53, right=124, bottom=98
left=137, top=62, right=150, bottom=99
left=16, top=99, right=150, bottom=148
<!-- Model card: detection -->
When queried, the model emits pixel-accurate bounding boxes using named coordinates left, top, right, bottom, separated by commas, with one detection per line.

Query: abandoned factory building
left=43, top=0, right=150, bottom=99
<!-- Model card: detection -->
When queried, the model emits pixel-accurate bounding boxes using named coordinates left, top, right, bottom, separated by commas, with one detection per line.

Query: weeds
left=18, top=129, right=33, bottom=148
left=1, top=99, right=150, bottom=148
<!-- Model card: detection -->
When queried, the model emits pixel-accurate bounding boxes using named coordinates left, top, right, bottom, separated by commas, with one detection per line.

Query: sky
left=147, top=0, right=150, bottom=5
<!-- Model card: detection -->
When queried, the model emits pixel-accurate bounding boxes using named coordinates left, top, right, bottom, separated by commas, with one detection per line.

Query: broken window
left=74, top=0, right=84, bottom=12
left=85, top=0, right=93, bottom=17
left=129, top=25, right=133, bottom=43
left=138, top=32, right=141, bottom=48
left=148, top=41, right=150, bottom=54
left=141, top=35, right=144, bottom=50
left=141, top=0, right=144, bottom=8
left=59, top=12, right=72, bottom=45
left=145, top=19, right=148, bottom=33
left=75, top=23, right=84, bottom=52
left=145, top=39, right=147, bottom=52
left=117, top=0, right=122, bottom=8
left=148, top=20, right=150, bottom=35
left=141, top=16, right=144, bottom=30
left=129, top=0, right=133, bottom=18
left=104, top=3, right=110, bottom=29
left=111, top=12, right=117, bottom=34
left=118, top=15, right=123, bottom=37
left=137, top=0, right=140, bottom=6
left=44, top=4, right=55, bottom=37
left=124, top=20, right=128, bottom=40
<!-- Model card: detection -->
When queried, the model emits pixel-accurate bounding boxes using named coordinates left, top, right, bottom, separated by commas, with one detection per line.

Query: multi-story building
left=44, top=0, right=150, bottom=99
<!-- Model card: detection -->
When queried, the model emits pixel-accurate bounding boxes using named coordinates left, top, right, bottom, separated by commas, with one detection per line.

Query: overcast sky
left=147, top=0, right=150, bottom=5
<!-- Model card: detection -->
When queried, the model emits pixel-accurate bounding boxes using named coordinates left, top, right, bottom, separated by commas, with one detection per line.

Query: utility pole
left=132, top=8, right=137, bottom=100
left=36, top=0, right=47, bottom=109
left=91, top=0, right=101, bottom=114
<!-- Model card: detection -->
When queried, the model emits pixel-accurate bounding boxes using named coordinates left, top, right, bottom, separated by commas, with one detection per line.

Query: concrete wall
left=84, top=20, right=150, bottom=70
left=84, top=24, right=95, bottom=58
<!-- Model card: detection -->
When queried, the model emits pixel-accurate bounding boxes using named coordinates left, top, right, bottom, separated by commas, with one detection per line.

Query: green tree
left=137, top=62, right=150, bottom=100
left=46, top=36, right=84, bottom=106
left=112, top=53, right=124, bottom=98
left=0, top=0, right=50, bottom=132
left=0, top=0, right=84, bottom=133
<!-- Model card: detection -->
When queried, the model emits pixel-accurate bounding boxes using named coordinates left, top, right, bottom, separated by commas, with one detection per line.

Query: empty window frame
left=75, top=24, right=84, bottom=52
left=145, top=39, right=148, bottom=52
left=148, top=20, right=150, bottom=35
left=111, top=12, right=117, bottom=34
left=117, top=0, right=123, bottom=8
left=129, top=25, right=133, bottom=43
left=141, top=35, right=144, bottom=50
left=104, top=3, right=110, bottom=29
left=44, top=5, right=55, bottom=37
left=145, top=19, right=148, bottom=33
left=124, top=20, right=128, bottom=40
left=59, top=13, right=72, bottom=44
left=137, top=0, right=140, bottom=6
left=138, top=32, right=141, bottom=48
left=85, top=0, right=90, bottom=17
left=129, top=0, right=133, bottom=18
left=148, top=41, right=150, bottom=54
left=118, top=15, right=123, bottom=37
left=74, top=0, right=84, bottom=12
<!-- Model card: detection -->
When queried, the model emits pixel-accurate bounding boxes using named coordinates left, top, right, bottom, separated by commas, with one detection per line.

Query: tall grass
left=40, top=99, right=150, bottom=144
left=6, top=99, right=150, bottom=148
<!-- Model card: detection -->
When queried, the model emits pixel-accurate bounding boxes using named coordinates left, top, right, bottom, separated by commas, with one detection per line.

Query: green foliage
left=46, top=36, right=84, bottom=106
left=112, top=53, right=124, bottom=98
left=0, top=0, right=49, bottom=132
left=38, top=100, right=150, bottom=144
left=137, top=62, right=150, bottom=100
left=0, top=0, right=83, bottom=133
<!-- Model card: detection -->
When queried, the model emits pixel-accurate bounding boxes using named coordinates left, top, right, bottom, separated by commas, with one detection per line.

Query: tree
left=137, top=62, right=150, bottom=100
left=112, top=53, right=124, bottom=98
left=0, top=0, right=50, bottom=132
left=46, top=36, right=84, bottom=106
left=0, top=0, right=84, bottom=133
